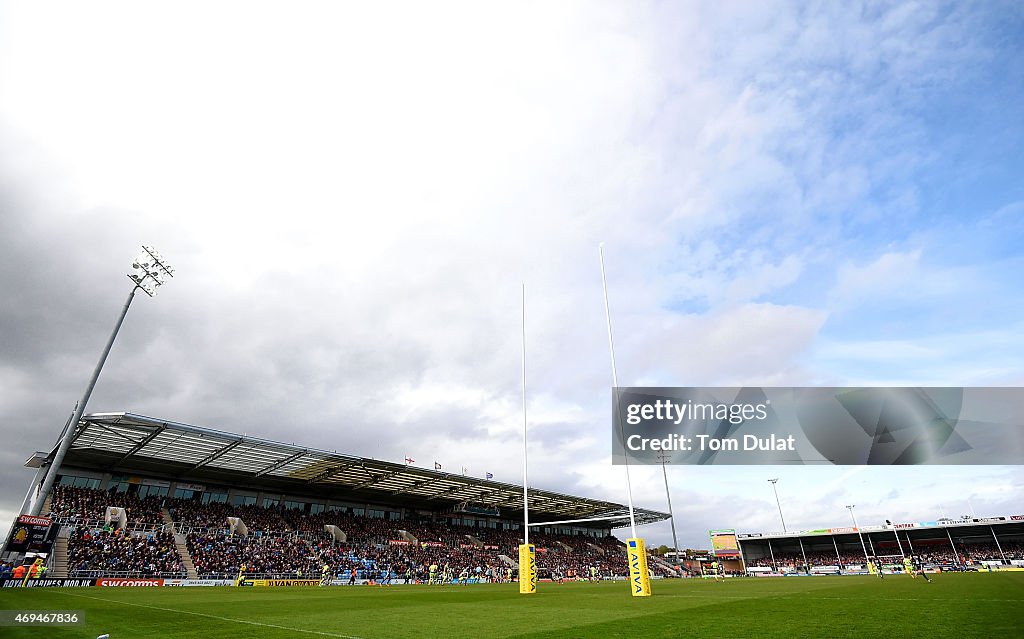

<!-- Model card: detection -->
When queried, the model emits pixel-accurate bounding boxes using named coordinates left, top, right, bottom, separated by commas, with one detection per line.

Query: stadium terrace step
left=498, top=554, right=518, bottom=569
left=41, top=492, right=53, bottom=516
left=587, top=542, right=606, bottom=555
left=50, top=527, right=70, bottom=579
left=174, top=533, right=199, bottom=579
left=161, top=508, right=175, bottom=525
left=399, top=530, right=418, bottom=544
left=465, top=535, right=484, bottom=548
left=556, top=541, right=573, bottom=552
left=228, top=517, right=249, bottom=537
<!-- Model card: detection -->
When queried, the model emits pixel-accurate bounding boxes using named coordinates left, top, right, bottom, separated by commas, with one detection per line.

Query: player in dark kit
left=869, top=558, right=884, bottom=579
left=913, top=556, right=933, bottom=583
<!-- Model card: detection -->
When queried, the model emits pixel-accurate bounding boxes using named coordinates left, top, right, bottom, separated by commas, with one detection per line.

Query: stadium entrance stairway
left=162, top=508, right=198, bottom=579
left=174, top=534, right=198, bottom=579
left=587, top=542, right=606, bottom=555
left=464, top=535, right=484, bottom=548
left=50, top=527, right=70, bottom=578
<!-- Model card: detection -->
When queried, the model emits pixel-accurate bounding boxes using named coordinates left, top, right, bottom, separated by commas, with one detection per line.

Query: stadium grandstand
left=733, top=516, right=1024, bottom=575
left=3, top=412, right=673, bottom=584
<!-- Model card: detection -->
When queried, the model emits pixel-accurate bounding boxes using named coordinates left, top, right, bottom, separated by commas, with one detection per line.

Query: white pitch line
left=661, top=592, right=1024, bottom=603
left=53, top=590, right=366, bottom=639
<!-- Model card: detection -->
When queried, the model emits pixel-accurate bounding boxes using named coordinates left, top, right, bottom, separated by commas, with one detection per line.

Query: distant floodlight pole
left=769, top=478, right=808, bottom=570
left=767, top=478, right=787, bottom=532
left=29, top=246, right=173, bottom=516
left=657, top=453, right=681, bottom=569
left=599, top=243, right=637, bottom=539
left=846, top=505, right=870, bottom=565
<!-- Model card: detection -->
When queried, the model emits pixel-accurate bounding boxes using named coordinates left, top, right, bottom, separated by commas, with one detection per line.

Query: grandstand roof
left=736, top=515, right=1024, bottom=542
left=55, top=412, right=668, bottom=529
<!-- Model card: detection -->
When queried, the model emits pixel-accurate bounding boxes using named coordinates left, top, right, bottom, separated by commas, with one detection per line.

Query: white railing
left=68, top=569, right=187, bottom=578
left=58, top=518, right=172, bottom=534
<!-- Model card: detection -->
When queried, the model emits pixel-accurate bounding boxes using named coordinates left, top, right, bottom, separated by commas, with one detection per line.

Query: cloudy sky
left=1, top=1, right=1022, bottom=550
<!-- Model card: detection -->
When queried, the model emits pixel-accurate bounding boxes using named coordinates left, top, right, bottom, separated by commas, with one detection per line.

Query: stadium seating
left=56, top=486, right=1024, bottom=580
left=48, top=485, right=166, bottom=526
left=67, top=527, right=184, bottom=577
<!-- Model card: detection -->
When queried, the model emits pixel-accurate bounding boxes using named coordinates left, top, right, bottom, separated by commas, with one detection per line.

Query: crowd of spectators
left=172, top=500, right=641, bottom=580
left=281, top=510, right=347, bottom=533
left=167, top=499, right=290, bottom=531
left=744, top=541, right=1024, bottom=570
left=67, top=526, right=184, bottom=577
left=745, top=550, right=870, bottom=569
left=48, top=486, right=166, bottom=526
left=187, top=532, right=323, bottom=577
left=394, top=520, right=473, bottom=547
left=47, top=486, right=1024, bottom=581
left=471, top=527, right=524, bottom=551
left=175, top=509, right=646, bottom=581
left=960, top=541, right=1024, bottom=561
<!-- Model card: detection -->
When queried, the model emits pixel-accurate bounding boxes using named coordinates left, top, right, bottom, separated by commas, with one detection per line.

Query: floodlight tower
left=657, top=453, right=681, bottom=569
left=29, top=246, right=173, bottom=515
left=769, top=478, right=809, bottom=570
left=846, top=504, right=871, bottom=566
left=767, top=478, right=786, bottom=532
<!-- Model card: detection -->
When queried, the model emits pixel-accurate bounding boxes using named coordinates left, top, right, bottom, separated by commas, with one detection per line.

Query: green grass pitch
left=1, top=574, right=1022, bottom=638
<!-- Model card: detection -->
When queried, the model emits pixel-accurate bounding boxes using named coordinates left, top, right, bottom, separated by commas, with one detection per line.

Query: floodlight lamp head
left=128, top=273, right=157, bottom=296
left=128, top=245, right=173, bottom=297
left=141, top=245, right=173, bottom=273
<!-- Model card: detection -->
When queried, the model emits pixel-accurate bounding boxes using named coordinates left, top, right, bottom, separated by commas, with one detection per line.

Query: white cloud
left=625, top=303, right=827, bottom=386
left=831, top=250, right=925, bottom=308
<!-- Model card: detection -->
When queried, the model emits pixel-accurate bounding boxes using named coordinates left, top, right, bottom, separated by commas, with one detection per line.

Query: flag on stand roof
left=434, top=462, right=442, bottom=470
left=404, top=457, right=415, bottom=465
left=486, top=472, right=493, bottom=479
